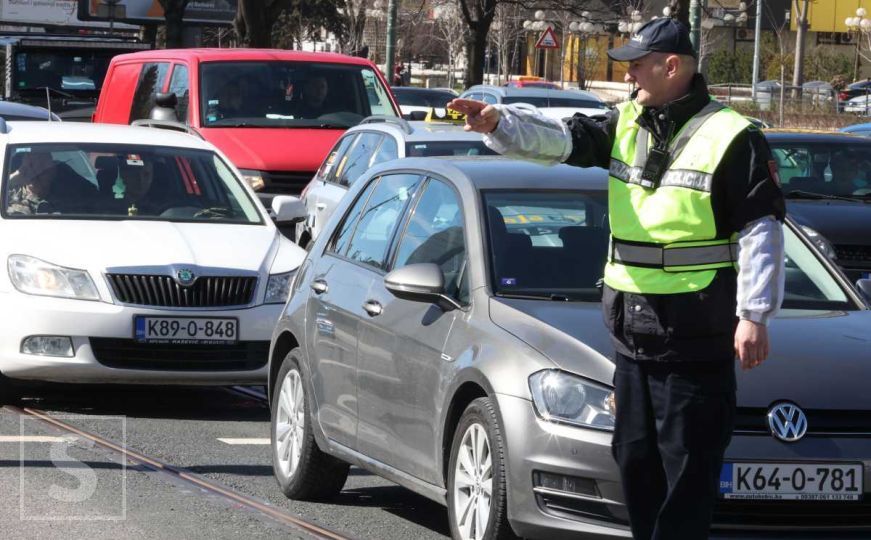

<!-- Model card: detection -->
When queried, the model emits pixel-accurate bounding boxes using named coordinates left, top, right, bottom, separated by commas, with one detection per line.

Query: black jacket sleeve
left=713, top=127, right=787, bottom=234
left=563, top=110, right=620, bottom=169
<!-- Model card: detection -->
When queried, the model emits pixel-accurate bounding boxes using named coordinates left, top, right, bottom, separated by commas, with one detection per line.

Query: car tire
left=447, top=397, right=517, bottom=540
left=271, top=348, right=349, bottom=500
left=0, top=372, right=20, bottom=405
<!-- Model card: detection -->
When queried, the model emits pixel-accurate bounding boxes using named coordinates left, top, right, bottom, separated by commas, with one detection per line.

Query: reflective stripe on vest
left=611, top=238, right=738, bottom=271
left=604, top=99, right=751, bottom=294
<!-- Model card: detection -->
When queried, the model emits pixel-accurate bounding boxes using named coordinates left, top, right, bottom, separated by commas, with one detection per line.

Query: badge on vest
left=640, top=147, right=670, bottom=188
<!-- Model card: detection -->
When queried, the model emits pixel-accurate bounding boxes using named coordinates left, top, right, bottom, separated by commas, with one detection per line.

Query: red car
left=94, top=49, right=400, bottom=195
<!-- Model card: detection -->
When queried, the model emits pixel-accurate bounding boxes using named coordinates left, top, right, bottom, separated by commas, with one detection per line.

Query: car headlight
left=265, top=270, right=295, bottom=304
left=800, top=225, right=837, bottom=259
left=8, top=255, right=99, bottom=301
left=529, top=370, right=615, bottom=431
left=238, top=169, right=266, bottom=191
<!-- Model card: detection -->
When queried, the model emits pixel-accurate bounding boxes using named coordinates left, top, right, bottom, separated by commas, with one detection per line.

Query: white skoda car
left=0, top=120, right=306, bottom=397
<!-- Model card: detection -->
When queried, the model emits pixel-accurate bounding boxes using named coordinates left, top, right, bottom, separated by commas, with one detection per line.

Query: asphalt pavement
left=0, top=384, right=450, bottom=540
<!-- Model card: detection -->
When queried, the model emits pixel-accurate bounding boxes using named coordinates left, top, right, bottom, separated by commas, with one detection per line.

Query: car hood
left=492, top=298, right=871, bottom=410
left=201, top=127, right=341, bottom=173
left=1, top=220, right=284, bottom=275
left=738, top=309, right=871, bottom=410
left=489, top=297, right=615, bottom=386
left=787, top=200, right=871, bottom=244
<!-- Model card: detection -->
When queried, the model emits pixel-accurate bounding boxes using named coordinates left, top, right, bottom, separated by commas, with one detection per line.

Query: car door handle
left=362, top=300, right=382, bottom=317
left=310, top=279, right=328, bottom=295
left=316, top=203, right=326, bottom=211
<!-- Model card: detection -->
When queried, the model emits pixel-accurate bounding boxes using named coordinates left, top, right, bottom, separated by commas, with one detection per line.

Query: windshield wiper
left=496, top=292, right=573, bottom=301
left=784, top=190, right=861, bottom=202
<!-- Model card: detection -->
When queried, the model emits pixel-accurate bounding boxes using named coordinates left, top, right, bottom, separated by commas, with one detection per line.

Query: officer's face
left=625, top=53, right=678, bottom=107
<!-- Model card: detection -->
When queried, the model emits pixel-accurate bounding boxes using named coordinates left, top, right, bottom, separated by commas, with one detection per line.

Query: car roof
left=346, top=118, right=486, bottom=143
left=391, top=87, right=454, bottom=94
left=841, top=123, right=871, bottom=132
left=0, top=101, right=57, bottom=121
left=463, top=85, right=601, bottom=101
left=367, top=156, right=608, bottom=191
left=0, top=121, right=216, bottom=151
left=111, top=48, right=375, bottom=67
left=764, top=130, right=870, bottom=143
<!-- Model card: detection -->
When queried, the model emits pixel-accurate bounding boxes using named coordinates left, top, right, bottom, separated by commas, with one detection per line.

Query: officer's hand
left=447, top=98, right=500, bottom=133
left=734, top=319, right=769, bottom=370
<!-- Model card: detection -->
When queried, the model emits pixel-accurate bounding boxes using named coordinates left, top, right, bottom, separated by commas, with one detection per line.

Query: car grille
left=735, top=407, right=871, bottom=436
left=714, top=499, right=871, bottom=529
left=834, top=245, right=871, bottom=264
left=90, top=338, right=268, bottom=371
left=106, top=274, right=257, bottom=308
left=264, top=171, right=313, bottom=195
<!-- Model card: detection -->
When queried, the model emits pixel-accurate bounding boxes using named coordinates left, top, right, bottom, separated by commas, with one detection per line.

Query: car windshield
left=405, top=141, right=497, bottom=157
left=392, top=89, right=455, bottom=108
left=2, top=143, right=262, bottom=224
left=502, top=96, right=605, bottom=109
left=14, top=49, right=115, bottom=94
left=483, top=190, right=856, bottom=309
left=200, top=61, right=396, bottom=128
left=770, top=141, right=871, bottom=199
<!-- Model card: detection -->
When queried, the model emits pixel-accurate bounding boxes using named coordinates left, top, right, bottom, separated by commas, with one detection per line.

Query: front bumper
left=0, top=291, right=282, bottom=385
left=497, top=394, right=871, bottom=539
left=496, top=393, right=631, bottom=539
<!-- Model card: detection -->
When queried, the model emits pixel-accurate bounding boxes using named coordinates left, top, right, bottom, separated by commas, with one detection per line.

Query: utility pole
left=752, top=0, right=763, bottom=101
left=689, top=0, right=702, bottom=54
left=385, top=0, right=398, bottom=83
left=792, top=0, right=810, bottom=96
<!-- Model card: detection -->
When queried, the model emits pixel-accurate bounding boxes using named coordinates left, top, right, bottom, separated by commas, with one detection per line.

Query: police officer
left=450, top=18, right=785, bottom=540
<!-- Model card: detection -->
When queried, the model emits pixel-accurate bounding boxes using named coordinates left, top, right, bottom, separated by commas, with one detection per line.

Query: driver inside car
left=294, top=75, right=330, bottom=119
left=116, top=159, right=159, bottom=216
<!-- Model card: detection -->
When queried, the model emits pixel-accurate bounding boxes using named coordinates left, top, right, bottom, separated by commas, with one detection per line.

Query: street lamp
left=523, top=11, right=553, bottom=79
left=845, top=8, right=871, bottom=82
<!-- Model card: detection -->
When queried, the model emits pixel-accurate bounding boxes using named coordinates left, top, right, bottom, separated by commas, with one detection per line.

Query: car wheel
left=447, top=397, right=517, bottom=540
left=271, top=348, right=349, bottom=500
left=0, top=372, right=20, bottom=405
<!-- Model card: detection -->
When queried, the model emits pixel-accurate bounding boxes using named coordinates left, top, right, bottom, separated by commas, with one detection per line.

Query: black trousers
left=611, top=353, right=736, bottom=540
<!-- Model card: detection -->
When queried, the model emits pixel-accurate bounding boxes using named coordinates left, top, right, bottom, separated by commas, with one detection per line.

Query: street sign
left=535, top=26, right=560, bottom=49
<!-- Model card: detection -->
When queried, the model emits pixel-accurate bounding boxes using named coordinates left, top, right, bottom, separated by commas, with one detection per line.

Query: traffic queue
left=0, top=45, right=870, bottom=540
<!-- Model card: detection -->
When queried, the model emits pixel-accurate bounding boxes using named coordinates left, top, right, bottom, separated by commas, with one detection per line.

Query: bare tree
left=432, top=0, right=466, bottom=89
left=488, top=3, right=525, bottom=84
left=457, top=0, right=498, bottom=87
left=157, top=0, right=191, bottom=49
left=791, top=0, right=813, bottom=94
left=235, top=0, right=289, bottom=48
left=340, top=0, right=369, bottom=55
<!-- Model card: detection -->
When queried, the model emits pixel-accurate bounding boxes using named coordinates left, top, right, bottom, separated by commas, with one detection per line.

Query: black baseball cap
left=608, top=18, right=696, bottom=62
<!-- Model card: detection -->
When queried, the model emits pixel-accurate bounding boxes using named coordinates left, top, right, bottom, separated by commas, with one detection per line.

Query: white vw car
left=0, top=120, right=306, bottom=399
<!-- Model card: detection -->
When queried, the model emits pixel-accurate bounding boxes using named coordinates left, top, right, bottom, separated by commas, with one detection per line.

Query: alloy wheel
left=452, top=423, right=493, bottom=540
left=275, top=369, right=305, bottom=479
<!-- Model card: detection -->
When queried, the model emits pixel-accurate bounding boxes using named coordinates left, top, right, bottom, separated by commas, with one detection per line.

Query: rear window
left=405, top=141, right=497, bottom=157
left=392, top=89, right=455, bottom=108
left=502, top=96, right=605, bottom=109
left=2, top=143, right=262, bottom=223
left=200, top=61, right=396, bottom=129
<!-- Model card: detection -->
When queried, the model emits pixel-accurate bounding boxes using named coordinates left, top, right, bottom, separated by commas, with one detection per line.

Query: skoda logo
left=767, top=402, right=808, bottom=442
left=176, top=269, right=196, bottom=286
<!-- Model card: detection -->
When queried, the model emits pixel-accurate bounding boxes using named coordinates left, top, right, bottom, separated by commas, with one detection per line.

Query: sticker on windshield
left=501, top=278, right=517, bottom=286
left=126, top=154, right=144, bottom=167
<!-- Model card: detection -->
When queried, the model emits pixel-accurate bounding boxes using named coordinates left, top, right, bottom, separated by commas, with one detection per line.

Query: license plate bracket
left=133, top=316, right=239, bottom=345
left=720, top=462, right=863, bottom=501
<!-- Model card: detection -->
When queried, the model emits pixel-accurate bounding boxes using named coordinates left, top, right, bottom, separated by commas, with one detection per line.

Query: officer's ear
left=664, top=54, right=681, bottom=78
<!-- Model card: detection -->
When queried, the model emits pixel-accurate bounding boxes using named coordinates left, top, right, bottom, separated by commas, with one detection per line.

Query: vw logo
left=767, top=402, right=808, bottom=442
left=176, top=268, right=196, bottom=286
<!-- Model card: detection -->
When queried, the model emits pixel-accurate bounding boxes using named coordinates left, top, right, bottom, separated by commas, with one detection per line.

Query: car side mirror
left=384, top=263, right=461, bottom=311
left=856, top=279, right=871, bottom=304
left=271, top=195, right=307, bottom=224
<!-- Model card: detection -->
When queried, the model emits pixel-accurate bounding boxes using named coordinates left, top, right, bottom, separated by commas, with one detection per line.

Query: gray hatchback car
left=268, top=157, right=871, bottom=539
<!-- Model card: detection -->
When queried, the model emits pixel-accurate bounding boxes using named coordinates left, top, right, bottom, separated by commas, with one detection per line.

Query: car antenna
left=45, top=87, right=53, bottom=121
